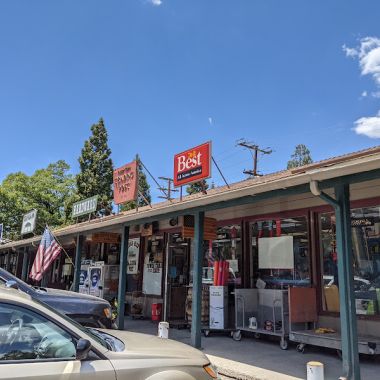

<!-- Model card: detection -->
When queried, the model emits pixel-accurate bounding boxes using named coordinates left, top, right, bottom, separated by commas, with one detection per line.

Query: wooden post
left=334, top=183, right=360, bottom=380
left=117, top=225, right=130, bottom=330
left=21, top=247, right=29, bottom=281
left=73, top=235, right=84, bottom=292
left=191, top=211, right=204, bottom=348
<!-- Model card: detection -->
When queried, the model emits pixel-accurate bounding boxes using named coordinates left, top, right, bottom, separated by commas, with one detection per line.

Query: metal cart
left=234, top=288, right=289, bottom=349
left=290, top=329, right=380, bottom=355
left=288, top=287, right=380, bottom=356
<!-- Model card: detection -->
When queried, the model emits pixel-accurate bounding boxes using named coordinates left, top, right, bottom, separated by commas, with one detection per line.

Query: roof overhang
left=1, top=151, right=380, bottom=251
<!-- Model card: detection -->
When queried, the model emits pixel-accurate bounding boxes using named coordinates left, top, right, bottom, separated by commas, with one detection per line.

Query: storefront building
left=1, top=146, right=380, bottom=379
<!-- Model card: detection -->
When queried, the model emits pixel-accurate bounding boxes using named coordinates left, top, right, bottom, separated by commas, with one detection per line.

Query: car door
left=0, top=302, right=116, bottom=380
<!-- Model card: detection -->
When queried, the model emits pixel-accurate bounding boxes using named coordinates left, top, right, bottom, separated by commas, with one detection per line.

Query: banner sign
left=21, top=209, right=37, bottom=235
left=182, top=216, right=217, bottom=241
left=92, top=232, right=120, bottom=244
left=72, top=195, right=98, bottom=218
left=0, top=223, right=3, bottom=241
left=173, top=141, right=212, bottom=187
left=113, top=161, right=138, bottom=205
left=127, top=237, right=140, bottom=274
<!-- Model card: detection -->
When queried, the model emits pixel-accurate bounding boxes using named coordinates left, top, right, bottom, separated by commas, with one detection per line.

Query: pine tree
left=76, top=118, right=114, bottom=215
left=186, top=180, right=209, bottom=195
left=287, top=144, right=313, bottom=169
left=120, top=156, right=151, bottom=211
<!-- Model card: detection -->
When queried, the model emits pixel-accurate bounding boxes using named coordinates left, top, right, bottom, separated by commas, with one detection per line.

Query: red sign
left=113, top=161, right=138, bottom=205
left=173, top=142, right=212, bottom=187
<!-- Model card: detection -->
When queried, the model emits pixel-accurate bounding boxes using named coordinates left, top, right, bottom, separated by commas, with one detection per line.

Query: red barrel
left=151, top=303, right=162, bottom=322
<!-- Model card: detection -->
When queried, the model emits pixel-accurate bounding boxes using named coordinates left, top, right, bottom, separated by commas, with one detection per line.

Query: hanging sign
left=173, top=141, right=212, bottom=187
left=127, top=237, right=140, bottom=274
left=113, top=161, right=138, bottom=205
left=72, top=196, right=98, bottom=218
left=92, top=232, right=120, bottom=244
left=182, top=216, right=217, bottom=240
left=0, top=223, right=3, bottom=241
left=21, top=209, right=37, bottom=235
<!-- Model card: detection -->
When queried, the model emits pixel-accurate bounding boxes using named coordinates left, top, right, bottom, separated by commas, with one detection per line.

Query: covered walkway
left=124, top=317, right=380, bottom=380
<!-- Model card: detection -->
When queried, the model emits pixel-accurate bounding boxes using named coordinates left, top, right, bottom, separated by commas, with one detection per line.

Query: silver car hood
left=104, top=330, right=208, bottom=365
left=37, top=287, right=110, bottom=303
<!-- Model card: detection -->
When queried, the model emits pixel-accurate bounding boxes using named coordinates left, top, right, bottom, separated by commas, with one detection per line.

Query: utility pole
left=158, top=177, right=178, bottom=201
left=237, top=139, right=272, bottom=177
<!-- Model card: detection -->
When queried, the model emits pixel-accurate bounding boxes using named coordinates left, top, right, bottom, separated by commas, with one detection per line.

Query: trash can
left=151, top=303, right=162, bottom=322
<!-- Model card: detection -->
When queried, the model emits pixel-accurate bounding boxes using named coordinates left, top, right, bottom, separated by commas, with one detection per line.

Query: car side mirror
left=5, top=280, right=18, bottom=290
left=76, top=339, right=92, bottom=361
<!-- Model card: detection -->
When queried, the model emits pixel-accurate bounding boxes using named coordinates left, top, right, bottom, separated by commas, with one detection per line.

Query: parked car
left=0, top=286, right=218, bottom=380
left=0, top=268, right=113, bottom=328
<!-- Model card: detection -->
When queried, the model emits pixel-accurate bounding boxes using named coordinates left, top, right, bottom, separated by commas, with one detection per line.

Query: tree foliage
left=287, top=144, right=313, bottom=169
left=0, top=161, right=76, bottom=240
left=186, top=180, right=209, bottom=195
left=120, top=156, right=151, bottom=211
left=76, top=118, right=114, bottom=215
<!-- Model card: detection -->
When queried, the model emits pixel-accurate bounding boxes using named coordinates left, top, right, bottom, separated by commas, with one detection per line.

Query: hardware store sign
left=113, top=161, right=138, bottom=205
left=173, top=141, right=212, bottom=187
left=72, top=196, right=98, bottom=218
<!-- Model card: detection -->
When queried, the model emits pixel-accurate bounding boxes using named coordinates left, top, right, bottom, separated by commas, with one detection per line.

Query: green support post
left=335, top=183, right=360, bottom=380
left=21, top=247, right=29, bottom=281
left=117, top=225, right=130, bottom=330
left=191, top=211, right=204, bottom=349
left=73, top=235, right=84, bottom=292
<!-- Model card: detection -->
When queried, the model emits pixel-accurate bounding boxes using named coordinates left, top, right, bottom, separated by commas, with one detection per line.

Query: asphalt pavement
left=124, top=317, right=380, bottom=380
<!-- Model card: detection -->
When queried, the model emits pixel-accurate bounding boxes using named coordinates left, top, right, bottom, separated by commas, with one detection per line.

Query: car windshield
left=0, top=269, right=36, bottom=294
left=31, top=297, right=116, bottom=350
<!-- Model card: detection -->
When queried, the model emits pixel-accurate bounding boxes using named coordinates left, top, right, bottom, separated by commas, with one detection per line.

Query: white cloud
left=361, top=90, right=368, bottom=97
left=150, top=0, right=162, bottom=5
left=342, top=44, right=358, bottom=58
left=354, top=110, right=380, bottom=138
left=344, top=37, right=380, bottom=85
left=208, top=117, right=213, bottom=126
left=372, top=91, right=380, bottom=98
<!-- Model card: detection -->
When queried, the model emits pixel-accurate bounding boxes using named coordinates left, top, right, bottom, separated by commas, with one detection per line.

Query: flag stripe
left=29, top=227, right=62, bottom=282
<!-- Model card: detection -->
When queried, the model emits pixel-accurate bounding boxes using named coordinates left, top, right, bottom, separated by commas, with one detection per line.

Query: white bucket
left=158, top=321, right=169, bottom=339
left=307, top=361, right=324, bottom=380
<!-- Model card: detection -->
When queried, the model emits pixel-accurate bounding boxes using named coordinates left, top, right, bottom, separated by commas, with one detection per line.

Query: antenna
left=237, top=139, right=272, bottom=177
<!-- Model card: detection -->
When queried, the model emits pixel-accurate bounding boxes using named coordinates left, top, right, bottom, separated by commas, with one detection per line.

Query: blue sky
left=1, top=1, right=380, bottom=201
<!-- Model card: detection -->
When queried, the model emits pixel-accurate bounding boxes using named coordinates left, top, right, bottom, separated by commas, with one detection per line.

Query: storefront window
left=203, top=225, right=242, bottom=286
left=142, top=235, right=164, bottom=295
left=250, top=216, right=310, bottom=288
left=320, top=206, right=380, bottom=316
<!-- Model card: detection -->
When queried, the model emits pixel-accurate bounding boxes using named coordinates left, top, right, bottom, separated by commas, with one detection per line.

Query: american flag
left=29, top=227, right=62, bottom=282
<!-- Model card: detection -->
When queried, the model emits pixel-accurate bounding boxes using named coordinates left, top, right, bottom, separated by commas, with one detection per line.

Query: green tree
left=186, top=180, right=209, bottom=195
left=120, top=156, right=151, bottom=211
left=287, top=144, right=313, bottom=169
left=0, top=161, right=76, bottom=239
left=76, top=118, right=114, bottom=215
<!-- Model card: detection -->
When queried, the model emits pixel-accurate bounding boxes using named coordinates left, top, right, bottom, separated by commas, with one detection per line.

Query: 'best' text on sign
left=173, top=141, right=211, bottom=187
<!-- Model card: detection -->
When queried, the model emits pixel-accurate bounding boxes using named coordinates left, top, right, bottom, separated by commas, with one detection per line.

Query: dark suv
left=0, top=268, right=114, bottom=328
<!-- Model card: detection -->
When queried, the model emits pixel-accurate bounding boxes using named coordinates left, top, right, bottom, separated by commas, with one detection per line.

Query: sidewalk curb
left=207, top=354, right=303, bottom=380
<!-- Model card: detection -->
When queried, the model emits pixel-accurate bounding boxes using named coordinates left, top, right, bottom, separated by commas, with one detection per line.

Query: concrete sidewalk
left=124, top=317, right=380, bottom=380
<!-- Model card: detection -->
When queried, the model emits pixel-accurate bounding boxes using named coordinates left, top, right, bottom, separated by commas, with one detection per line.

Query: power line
left=236, top=139, right=272, bottom=177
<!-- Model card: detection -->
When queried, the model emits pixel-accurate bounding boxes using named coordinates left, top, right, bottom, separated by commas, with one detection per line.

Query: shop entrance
left=167, top=234, right=190, bottom=323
